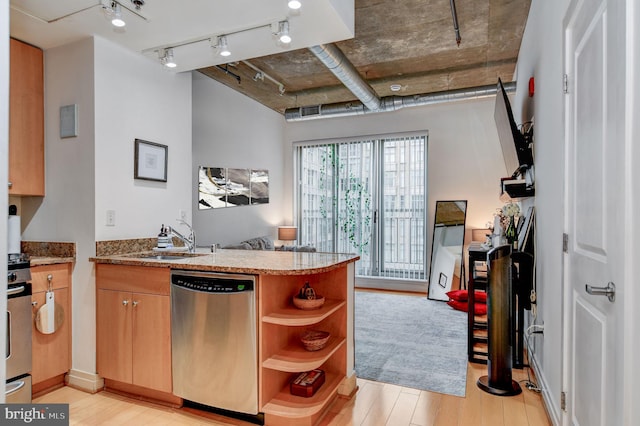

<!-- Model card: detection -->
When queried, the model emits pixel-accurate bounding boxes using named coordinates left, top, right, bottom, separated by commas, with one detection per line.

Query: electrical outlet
left=179, top=209, right=187, bottom=220
left=106, top=210, right=116, bottom=226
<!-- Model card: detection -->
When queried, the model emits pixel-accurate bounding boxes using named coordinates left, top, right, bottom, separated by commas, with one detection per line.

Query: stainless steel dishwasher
left=171, top=270, right=258, bottom=415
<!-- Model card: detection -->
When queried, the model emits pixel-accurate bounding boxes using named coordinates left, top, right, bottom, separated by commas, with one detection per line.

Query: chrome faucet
left=168, top=219, right=196, bottom=253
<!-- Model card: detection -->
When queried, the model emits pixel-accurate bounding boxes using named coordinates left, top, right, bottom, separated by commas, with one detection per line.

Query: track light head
left=111, top=2, right=126, bottom=27
left=218, top=36, right=231, bottom=57
left=278, top=21, right=291, bottom=44
left=131, top=0, right=145, bottom=10
left=160, top=48, right=177, bottom=68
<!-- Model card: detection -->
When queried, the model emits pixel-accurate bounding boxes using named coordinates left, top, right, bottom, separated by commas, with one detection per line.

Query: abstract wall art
left=198, top=166, right=269, bottom=209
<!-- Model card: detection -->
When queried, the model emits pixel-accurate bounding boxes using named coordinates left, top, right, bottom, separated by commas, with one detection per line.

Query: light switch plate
left=106, top=210, right=116, bottom=226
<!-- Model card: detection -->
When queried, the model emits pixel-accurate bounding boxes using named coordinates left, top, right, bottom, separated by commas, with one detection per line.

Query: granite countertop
left=90, top=248, right=360, bottom=276
left=30, top=256, right=76, bottom=266
left=21, top=241, right=76, bottom=267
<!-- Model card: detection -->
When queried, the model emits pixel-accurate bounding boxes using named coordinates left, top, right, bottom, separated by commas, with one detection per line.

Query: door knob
left=585, top=282, right=616, bottom=302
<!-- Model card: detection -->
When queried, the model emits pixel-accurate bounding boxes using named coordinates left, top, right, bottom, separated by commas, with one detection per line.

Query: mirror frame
left=427, top=200, right=467, bottom=301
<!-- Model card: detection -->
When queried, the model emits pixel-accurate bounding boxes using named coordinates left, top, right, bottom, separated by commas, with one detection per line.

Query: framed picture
left=438, top=272, right=448, bottom=288
left=134, top=139, right=167, bottom=182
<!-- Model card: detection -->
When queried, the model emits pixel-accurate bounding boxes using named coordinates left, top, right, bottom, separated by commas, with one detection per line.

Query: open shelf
left=258, top=267, right=351, bottom=424
left=263, top=337, right=346, bottom=373
left=262, top=372, right=343, bottom=419
left=262, top=299, right=346, bottom=326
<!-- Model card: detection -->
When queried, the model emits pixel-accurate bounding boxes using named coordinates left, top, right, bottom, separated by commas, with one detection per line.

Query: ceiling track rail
left=10, top=0, right=147, bottom=24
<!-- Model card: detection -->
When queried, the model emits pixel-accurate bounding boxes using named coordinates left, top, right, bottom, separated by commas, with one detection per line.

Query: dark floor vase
left=477, top=244, right=522, bottom=396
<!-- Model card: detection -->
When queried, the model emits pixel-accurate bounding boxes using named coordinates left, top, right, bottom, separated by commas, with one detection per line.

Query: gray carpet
left=355, top=291, right=468, bottom=397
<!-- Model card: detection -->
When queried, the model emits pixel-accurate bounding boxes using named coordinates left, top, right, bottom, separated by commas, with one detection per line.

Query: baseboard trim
left=337, top=372, right=357, bottom=398
left=529, top=350, right=561, bottom=426
left=65, top=369, right=104, bottom=394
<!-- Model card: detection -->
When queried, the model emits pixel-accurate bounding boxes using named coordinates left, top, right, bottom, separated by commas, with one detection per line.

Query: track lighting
left=288, top=1, right=302, bottom=10
left=278, top=21, right=291, bottom=44
left=217, top=36, right=231, bottom=57
left=160, top=48, right=176, bottom=68
left=111, top=3, right=125, bottom=27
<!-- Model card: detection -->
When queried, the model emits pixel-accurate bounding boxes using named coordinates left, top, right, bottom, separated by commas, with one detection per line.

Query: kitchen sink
left=126, top=252, right=208, bottom=261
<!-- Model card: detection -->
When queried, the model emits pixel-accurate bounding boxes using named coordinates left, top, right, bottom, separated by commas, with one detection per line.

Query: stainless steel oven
left=6, top=257, right=32, bottom=403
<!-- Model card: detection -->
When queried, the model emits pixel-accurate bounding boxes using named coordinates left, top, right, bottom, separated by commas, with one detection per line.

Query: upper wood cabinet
left=9, top=38, right=44, bottom=196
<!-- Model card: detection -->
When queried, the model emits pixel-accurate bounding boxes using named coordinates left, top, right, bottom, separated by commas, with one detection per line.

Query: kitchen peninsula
left=91, top=248, right=359, bottom=426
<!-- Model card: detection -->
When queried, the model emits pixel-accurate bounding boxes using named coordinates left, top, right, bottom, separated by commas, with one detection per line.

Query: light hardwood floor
left=33, top=363, right=550, bottom=426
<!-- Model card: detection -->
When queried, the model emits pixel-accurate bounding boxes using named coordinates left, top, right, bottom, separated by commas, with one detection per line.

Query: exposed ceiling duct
left=308, top=44, right=381, bottom=112
left=285, top=82, right=516, bottom=122
left=298, top=42, right=516, bottom=122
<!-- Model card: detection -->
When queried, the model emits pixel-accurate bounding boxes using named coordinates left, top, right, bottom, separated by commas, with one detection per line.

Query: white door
left=563, top=0, right=626, bottom=425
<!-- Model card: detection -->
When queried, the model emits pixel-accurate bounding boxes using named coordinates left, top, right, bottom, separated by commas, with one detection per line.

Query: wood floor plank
left=33, top=362, right=551, bottom=426
left=409, top=391, right=442, bottom=426
left=432, top=394, right=461, bottom=426
left=360, top=382, right=403, bottom=426
left=385, top=391, right=419, bottom=426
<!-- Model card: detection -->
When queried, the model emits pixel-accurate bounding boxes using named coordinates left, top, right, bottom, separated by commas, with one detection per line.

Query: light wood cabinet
left=259, top=266, right=349, bottom=426
left=30, top=263, right=72, bottom=396
left=9, top=38, right=44, bottom=196
left=96, top=265, right=172, bottom=394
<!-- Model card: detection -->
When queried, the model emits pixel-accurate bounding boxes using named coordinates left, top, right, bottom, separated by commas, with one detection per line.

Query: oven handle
left=7, top=286, right=25, bottom=297
left=5, top=380, right=25, bottom=396
left=5, top=311, right=9, bottom=360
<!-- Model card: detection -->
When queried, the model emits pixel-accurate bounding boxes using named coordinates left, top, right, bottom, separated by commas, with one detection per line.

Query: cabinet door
left=97, top=289, right=132, bottom=384
left=131, top=293, right=172, bottom=392
left=9, top=38, right=44, bottom=196
left=31, top=289, right=71, bottom=385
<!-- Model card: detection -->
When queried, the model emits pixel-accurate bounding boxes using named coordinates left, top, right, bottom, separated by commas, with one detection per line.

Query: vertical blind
left=296, top=133, right=428, bottom=282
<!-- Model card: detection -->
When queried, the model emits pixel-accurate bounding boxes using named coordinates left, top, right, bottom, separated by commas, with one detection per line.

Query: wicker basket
left=300, top=330, right=330, bottom=351
left=292, top=295, right=325, bottom=310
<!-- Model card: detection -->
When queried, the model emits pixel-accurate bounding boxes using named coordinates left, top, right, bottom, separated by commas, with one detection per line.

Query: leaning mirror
left=428, top=200, right=467, bottom=301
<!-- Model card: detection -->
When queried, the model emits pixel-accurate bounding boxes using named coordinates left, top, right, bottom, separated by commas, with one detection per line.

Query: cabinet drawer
left=96, top=264, right=170, bottom=295
left=32, top=264, right=70, bottom=293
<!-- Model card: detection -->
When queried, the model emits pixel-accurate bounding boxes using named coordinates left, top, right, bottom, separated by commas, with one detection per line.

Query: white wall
left=21, top=36, right=193, bottom=377
left=22, top=37, right=97, bottom=375
left=512, top=1, right=570, bottom=423
left=284, top=98, right=510, bottom=239
left=94, top=37, right=192, bottom=241
left=1, top=0, right=9, bottom=395
left=192, top=72, right=285, bottom=246
left=626, top=2, right=640, bottom=423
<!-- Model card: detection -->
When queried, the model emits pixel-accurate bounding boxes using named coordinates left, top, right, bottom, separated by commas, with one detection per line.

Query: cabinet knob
left=32, top=301, right=38, bottom=307
left=8, top=182, right=12, bottom=188
left=132, top=301, right=139, bottom=307
left=122, top=300, right=129, bottom=306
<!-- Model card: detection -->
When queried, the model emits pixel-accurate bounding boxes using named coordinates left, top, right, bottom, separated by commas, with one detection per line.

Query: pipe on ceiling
left=308, top=44, right=381, bottom=112
left=284, top=81, right=517, bottom=122
left=450, top=0, right=461, bottom=46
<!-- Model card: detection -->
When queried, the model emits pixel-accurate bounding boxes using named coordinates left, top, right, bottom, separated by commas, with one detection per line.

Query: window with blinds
left=295, top=133, right=428, bottom=286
